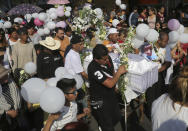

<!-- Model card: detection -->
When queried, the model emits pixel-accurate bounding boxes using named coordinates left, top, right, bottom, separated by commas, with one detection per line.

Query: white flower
left=124, top=77, right=129, bottom=83
left=84, top=6, right=91, bottom=10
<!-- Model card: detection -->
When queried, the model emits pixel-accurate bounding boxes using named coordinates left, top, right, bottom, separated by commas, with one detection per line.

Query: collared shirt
left=0, top=80, right=21, bottom=115
left=65, top=49, right=84, bottom=75
left=88, top=57, right=115, bottom=99
left=50, top=102, right=78, bottom=131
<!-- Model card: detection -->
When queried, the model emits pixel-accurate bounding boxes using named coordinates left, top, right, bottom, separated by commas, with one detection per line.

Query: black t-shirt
left=88, top=56, right=116, bottom=101
left=37, top=51, right=64, bottom=79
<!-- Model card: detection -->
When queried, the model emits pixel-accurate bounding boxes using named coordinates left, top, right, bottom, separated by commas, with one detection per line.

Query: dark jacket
left=37, top=50, right=64, bottom=79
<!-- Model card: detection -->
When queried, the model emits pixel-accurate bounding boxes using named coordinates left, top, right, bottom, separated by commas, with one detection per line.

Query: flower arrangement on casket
left=116, top=26, right=158, bottom=101
left=116, top=26, right=135, bottom=101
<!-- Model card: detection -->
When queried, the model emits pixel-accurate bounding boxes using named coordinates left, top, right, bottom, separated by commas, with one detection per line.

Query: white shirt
left=50, top=102, right=78, bottom=131
left=152, top=94, right=188, bottom=131
left=8, top=39, right=18, bottom=46
left=65, top=49, right=84, bottom=75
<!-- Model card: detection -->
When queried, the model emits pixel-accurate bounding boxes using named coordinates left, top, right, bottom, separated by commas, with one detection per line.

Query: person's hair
left=0, top=29, right=5, bottom=39
left=62, top=122, right=89, bottom=131
left=169, top=66, right=188, bottom=106
left=149, top=7, right=157, bottom=15
left=159, top=31, right=168, bottom=41
left=8, top=28, right=17, bottom=35
left=65, top=26, right=72, bottom=33
left=133, top=6, right=138, bottom=11
left=159, top=6, right=165, bottom=11
left=140, top=6, right=147, bottom=13
left=55, top=27, right=64, bottom=34
left=56, top=78, right=76, bottom=93
left=12, top=22, right=19, bottom=28
left=93, top=44, right=108, bottom=59
left=17, top=27, right=28, bottom=35
left=26, top=24, right=34, bottom=30
left=0, top=29, right=7, bottom=46
left=155, top=21, right=162, bottom=28
left=119, top=29, right=127, bottom=37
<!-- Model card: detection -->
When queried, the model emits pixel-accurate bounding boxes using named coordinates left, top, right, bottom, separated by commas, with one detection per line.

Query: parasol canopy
left=47, top=0, right=70, bottom=5
left=8, top=4, right=43, bottom=16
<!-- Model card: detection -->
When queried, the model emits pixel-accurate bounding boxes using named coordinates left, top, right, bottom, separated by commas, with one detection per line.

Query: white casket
left=127, top=54, right=158, bottom=93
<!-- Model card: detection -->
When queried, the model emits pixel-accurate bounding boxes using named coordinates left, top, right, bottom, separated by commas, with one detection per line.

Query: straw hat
left=0, top=65, right=10, bottom=79
left=39, top=37, right=61, bottom=50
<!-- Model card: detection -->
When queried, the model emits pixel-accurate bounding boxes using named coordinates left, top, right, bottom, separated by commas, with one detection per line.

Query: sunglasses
left=65, top=90, right=78, bottom=96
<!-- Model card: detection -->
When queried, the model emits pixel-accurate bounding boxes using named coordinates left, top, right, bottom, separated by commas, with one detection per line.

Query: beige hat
left=39, top=37, right=61, bottom=50
left=0, top=65, right=10, bottom=79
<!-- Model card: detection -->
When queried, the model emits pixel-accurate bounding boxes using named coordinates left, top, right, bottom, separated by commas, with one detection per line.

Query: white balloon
left=73, top=75, right=84, bottom=89
left=145, top=29, right=159, bottom=42
left=46, top=78, right=58, bottom=87
left=136, top=24, right=150, bottom=38
left=3, top=21, right=12, bottom=28
left=47, top=21, right=56, bottom=30
left=32, top=13, right=38, bottom=18
left=18, top=18, right=23, bottom=23
left=45, top=14, right=51, bottom=23
left=168, top=31, right=180, bottom=43
left=65, top=11, right=71, bottom=17
left=178, top=24, right=185, bottom=34
left=168, top=42, right=177, bottom=49
left=0, top=23, right=3, bottom=28
left=14, top=18, right=20, bottom=23
left=55, top=67, right=69, bottom=79
left=44, top=28, right=50, bottom=35
left=21, top=78, right=46, bottom=104
left=39, top=13, right=47, bottom=21
left=25, top=14, right=32, bottom=22
left=112, top=19, right=120, bottom=27
left=62, top=73, right=74, bottom=79
left=115, top=0, right=121, bottom=6
left=37, top=28, right=44, bottom=36
left=49, top=8, right=57, bottom=14
left=94, top=8, right=103, bottom=16
left=132, top=35, right=145, bottom=49
left=120, top=4, right=126, bottom=10
left=24, top=62, right=37, bottom=75
left=40, top=87, right=65, bottom=113
left=66, top=6, right=72, bottom=12
left=179, top=33, right=188, bottom=44
left=50, top=13, right=57, bottom=20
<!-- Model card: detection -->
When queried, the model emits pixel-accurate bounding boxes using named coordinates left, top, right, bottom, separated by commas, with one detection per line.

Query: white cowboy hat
left=39, top=37, right=61, bottom=50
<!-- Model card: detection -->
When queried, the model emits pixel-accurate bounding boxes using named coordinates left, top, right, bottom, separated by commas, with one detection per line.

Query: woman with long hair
left=152, top=66, right=188, bottom=131
left=0, top=29, right=9, bottom=68
left=147, top=8, right=157, bottom=29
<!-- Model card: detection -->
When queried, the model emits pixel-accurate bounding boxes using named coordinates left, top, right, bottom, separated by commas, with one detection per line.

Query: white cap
left=107, top=28, right=119, bottom=36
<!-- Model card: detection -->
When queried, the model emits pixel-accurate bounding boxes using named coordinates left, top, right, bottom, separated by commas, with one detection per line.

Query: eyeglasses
left=65, top=90, right=78, bottom=96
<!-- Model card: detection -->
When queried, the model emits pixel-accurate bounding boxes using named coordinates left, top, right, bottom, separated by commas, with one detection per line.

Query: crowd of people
left=0, top=2, right=188, bottom=131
